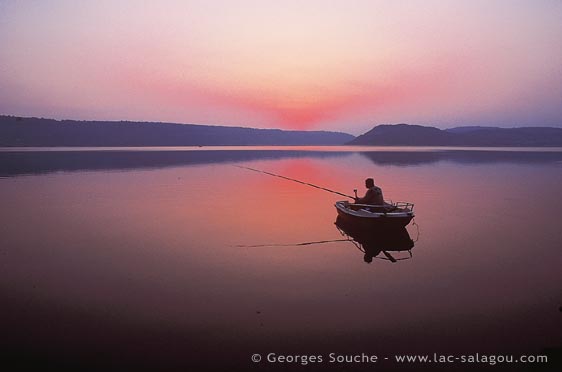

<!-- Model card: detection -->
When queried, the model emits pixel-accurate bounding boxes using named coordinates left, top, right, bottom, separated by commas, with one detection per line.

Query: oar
left=234, top=165, right=355, bottom=199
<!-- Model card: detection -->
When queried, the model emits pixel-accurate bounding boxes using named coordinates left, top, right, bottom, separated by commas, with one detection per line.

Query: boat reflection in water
left=335, top=216, right=416, bottom=263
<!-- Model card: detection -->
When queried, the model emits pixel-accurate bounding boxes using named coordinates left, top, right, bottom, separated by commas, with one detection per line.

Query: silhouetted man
left=355, top=178, right=384, bottom=205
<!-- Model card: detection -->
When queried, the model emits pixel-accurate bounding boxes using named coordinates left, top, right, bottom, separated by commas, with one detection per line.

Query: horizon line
left=2, top=113, right=562, bottom=135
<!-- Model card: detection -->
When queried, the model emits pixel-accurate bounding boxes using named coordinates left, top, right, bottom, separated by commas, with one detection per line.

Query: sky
left=1, top=0, right=561, bottom=135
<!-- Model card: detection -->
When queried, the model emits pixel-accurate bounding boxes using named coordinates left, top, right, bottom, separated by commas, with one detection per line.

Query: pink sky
left=1, top=0, right=561, bottom=134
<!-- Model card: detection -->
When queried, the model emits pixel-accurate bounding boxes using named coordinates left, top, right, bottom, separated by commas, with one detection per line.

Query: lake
left=1, top=146, right=561, bottom=371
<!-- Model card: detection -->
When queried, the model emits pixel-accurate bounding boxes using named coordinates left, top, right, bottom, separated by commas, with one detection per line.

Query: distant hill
left=0, top=115, right=354, bottom=146
left=444, top=126, right=497, bottom=134
left=348, top=124, right=562, bottom=146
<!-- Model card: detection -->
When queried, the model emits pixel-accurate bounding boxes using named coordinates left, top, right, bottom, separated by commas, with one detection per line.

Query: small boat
left=335, top=200, right=415, bottom=228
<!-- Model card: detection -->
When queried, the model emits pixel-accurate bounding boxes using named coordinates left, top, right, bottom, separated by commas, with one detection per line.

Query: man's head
left=365, top=178, right=374, bottom=188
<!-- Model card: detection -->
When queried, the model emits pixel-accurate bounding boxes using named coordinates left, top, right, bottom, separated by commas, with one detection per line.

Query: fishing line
left=233, top=239, right=349, bottom=248
left=410, top=218, right=420, bottom=242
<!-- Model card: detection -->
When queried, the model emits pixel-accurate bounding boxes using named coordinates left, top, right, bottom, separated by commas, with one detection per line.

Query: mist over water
left=1, top=146, right=561, bottom=370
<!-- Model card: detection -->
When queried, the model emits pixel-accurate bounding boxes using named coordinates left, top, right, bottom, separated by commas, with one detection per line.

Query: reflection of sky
left=1, top=1, right=562, bottom=133
left=2, top=147, right=562, bottom=177
left=1, top=154, right=561, bottom=353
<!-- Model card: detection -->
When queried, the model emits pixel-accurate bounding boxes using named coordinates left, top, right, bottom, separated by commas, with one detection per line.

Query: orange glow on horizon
left=3, top=1, right=561, bottom=131
left=124, top=57, right=456, bottom=130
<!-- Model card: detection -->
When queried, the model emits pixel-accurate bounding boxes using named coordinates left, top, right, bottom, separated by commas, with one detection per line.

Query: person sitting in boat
left=355, top=178, right=384, bottom=205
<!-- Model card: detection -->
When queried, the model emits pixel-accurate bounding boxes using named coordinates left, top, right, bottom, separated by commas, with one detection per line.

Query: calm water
left=1, top=147, right=562, bottom=371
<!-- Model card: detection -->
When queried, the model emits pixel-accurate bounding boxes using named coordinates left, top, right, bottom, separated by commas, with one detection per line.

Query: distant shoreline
left=2, top=115, right=562, bottom=147
left=0, top=115, right=354, bottom=147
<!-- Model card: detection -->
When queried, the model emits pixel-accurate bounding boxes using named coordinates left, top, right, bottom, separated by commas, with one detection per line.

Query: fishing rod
left=234, top=165, right=355, bottom=199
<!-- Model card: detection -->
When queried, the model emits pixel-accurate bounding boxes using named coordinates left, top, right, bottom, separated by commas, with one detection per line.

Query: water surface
left=1, top=146, right=561, bottom=370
